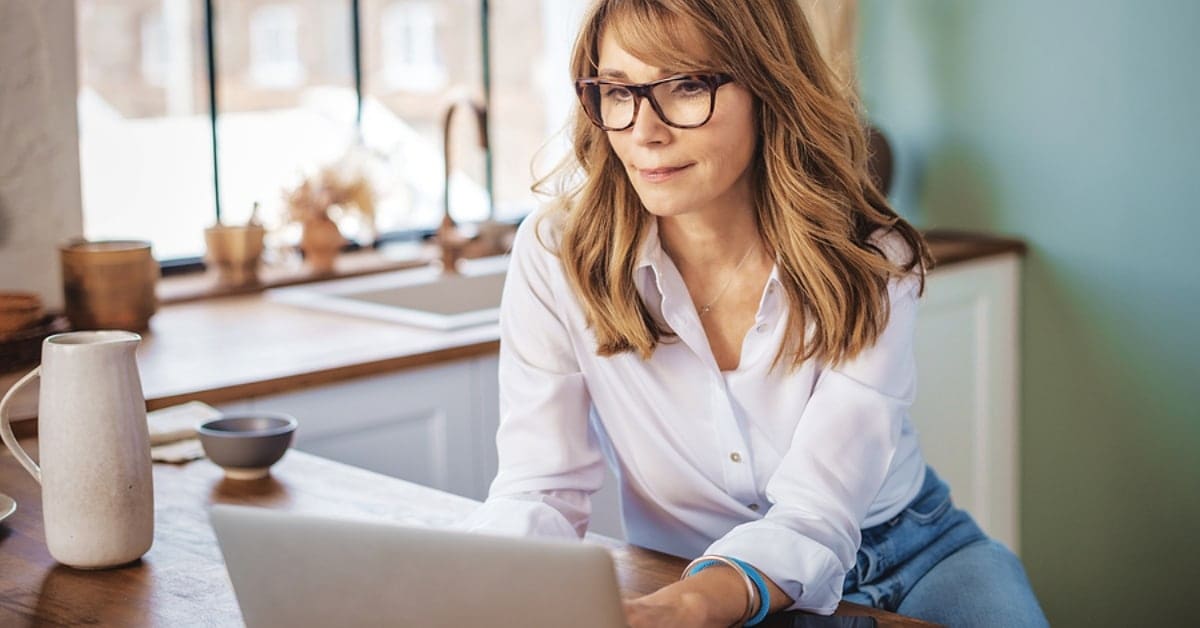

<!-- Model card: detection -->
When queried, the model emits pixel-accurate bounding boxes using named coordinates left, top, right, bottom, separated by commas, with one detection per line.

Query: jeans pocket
left=902, top=487, right=952, bottom=525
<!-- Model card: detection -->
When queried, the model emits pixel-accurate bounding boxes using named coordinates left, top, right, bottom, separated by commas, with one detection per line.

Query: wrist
left=681, top=554, right=778, bottom=626
left=680, top=565, right=756, bottom=626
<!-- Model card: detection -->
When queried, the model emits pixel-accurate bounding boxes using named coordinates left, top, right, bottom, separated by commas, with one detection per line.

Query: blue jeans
left=841, top=467, right=1049, bottom=627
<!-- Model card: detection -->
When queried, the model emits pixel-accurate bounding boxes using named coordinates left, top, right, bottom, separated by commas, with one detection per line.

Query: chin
left=633, top=190, right=699, bottom=218
left=639, top=202, right=693, bottom=218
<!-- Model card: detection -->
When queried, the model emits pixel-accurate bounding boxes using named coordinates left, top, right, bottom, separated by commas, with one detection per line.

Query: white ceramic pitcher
left=0, top=330, right=154, bottom=569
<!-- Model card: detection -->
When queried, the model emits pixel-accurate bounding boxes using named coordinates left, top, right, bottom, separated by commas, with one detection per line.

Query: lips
left=638, top=164, right=693, bottom=183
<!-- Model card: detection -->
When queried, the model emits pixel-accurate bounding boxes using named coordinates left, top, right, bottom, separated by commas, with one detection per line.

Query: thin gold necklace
left=697, top=244, right=756, bottom=317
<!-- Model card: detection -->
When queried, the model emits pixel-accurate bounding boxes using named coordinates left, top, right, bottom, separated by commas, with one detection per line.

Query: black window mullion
left=203, top=0, right=221, bottom=224
left=481, top=0, right=494, bottom=218
left=352, top=0, right=364, bottom=130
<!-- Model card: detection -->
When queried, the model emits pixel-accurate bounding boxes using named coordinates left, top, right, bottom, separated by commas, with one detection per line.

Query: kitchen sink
left=266, top=255, right=508, bottom=330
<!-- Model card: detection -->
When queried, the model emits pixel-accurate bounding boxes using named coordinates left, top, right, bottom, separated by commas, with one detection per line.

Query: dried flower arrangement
left=281, top=156, right=378, bottom=273
left=282, top=164, right=376, bottom=230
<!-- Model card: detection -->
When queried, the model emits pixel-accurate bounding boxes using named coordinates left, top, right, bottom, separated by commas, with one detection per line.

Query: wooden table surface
left=0, top=439, right=937, bottom=627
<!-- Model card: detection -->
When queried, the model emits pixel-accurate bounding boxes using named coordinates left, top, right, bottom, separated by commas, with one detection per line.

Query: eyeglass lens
left=582, top=77, right=714, bottom=129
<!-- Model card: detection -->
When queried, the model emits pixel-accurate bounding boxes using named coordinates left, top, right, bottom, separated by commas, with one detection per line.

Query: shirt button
left=729, top=452, right=742, bottom=463
left=748, top=503, right=760, bottom=511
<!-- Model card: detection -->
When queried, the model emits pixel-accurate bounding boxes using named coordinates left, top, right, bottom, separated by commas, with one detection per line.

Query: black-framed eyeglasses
left=574, top=73, right=734, bottom=131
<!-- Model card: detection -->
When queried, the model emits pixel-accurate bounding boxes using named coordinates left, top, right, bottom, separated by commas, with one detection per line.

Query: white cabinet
left=472, top=354, right=501, bottom=501
left=228, top=353, right=602, bottom=529
left=912, top=254, right=1021, bottom=552
left=245, top=359, right=494, bottom=501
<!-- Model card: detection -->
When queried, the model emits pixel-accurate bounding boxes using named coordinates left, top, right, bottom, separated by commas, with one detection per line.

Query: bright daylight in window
left=76, top=0, right=588, bottom=262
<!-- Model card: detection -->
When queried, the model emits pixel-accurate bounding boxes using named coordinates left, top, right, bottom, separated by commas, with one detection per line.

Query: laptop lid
left=209, top=504, right=627, bottom=628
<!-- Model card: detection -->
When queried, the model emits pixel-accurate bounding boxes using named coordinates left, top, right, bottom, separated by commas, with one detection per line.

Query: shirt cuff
left=705, top=519, right=854, bottom=615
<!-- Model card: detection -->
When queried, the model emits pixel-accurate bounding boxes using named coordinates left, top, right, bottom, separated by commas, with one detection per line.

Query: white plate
left=0, top=493, right=15, bottom=524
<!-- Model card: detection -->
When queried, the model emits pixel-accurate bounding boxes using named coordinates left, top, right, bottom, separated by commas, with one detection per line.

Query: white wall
left=0, top=0, right=84, bottom=310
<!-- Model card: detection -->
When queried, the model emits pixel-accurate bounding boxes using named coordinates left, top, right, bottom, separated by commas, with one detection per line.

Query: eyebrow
left=597, top=69, right=627, bottom=79
left=596, top=68, right=679, bottom=80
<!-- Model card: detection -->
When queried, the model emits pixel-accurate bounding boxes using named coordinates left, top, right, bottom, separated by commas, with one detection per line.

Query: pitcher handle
left=0, top=366, right=42, bottom=483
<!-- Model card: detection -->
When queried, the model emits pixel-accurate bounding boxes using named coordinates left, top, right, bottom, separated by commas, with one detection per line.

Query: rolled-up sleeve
left=456, top=216, right=605, bottom=539
left=705, top=272, right=922, bottom=614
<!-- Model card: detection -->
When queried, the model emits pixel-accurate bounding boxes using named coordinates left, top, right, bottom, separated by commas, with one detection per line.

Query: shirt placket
left=720, top=272, right=787, bottom=513
left=712, top=375, right=760, bottom=510
left=649, top=263, right=754, bottom=505
left=648, top=251, right=783, bottom=512
left=718, top=279, right=783, bottom=511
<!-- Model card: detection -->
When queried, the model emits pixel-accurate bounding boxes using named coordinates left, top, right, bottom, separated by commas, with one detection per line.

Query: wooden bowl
left=0, top=292, right=44, bottom=335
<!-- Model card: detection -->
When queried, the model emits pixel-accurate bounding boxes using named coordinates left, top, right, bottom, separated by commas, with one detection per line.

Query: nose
left=629, top=98, right=670, bottom=145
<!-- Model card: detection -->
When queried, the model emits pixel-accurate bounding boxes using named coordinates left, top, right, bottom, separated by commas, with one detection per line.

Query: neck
left=657, top=207, right=761, bottom=272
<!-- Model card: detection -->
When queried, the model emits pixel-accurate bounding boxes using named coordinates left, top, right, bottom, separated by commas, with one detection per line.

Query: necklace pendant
left=699, top=305, right=712, bottom=316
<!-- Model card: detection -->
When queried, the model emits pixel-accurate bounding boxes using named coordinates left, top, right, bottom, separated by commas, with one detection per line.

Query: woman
left=462, top=1, right=1048, bottom=626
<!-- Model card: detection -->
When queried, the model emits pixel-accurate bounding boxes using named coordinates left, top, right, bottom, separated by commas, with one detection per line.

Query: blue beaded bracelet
left=686, top=556, right=771, bottom=626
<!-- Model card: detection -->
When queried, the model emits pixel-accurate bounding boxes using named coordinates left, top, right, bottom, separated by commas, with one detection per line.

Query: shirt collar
left=634, top=219, right=668, bottom=309
left=633, top=218, right=782, bottom=321
left=635, top=217, right=785, bottom=296
left=634, top=218, right=662, bottom=271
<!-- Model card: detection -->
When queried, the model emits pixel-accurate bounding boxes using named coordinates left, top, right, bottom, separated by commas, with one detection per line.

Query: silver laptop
left=209, top=504, right=627, bottom=628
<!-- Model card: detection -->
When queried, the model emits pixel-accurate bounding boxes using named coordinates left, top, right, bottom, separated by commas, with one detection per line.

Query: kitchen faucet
left=437, top=98, right=489, bottom=273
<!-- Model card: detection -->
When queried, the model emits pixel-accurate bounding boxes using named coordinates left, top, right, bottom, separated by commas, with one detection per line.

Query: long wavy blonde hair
left=538, top=0, right=932, bottom=368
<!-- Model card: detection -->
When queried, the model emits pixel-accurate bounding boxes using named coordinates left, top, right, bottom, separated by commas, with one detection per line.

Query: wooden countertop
left=0, top=438, right=937, bottom=627
left=922, top=229, right=1026, bottom=267
left=0, top=231, right=1023, bottom=427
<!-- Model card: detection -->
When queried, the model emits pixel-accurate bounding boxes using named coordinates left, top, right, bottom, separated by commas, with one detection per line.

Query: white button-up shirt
left=459, top=211, right=927, bottom=614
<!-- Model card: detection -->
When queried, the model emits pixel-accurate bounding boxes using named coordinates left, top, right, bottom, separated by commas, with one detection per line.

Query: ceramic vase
left=300, top=214, right=345, bottom=275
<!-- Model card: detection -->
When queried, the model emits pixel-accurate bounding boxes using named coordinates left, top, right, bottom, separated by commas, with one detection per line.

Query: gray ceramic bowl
left=197, top=413, right=297, bottom=480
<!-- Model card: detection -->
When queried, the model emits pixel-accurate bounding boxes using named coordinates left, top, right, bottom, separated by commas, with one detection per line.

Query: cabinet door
left=913, top=255, right=1020, bottom=552
left=253, top=362, right=479, bottom=499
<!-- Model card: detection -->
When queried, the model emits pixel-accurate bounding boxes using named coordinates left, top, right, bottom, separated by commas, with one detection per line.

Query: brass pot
left=204, top=224, right=265, bottom=288
left=60, top=239, right=159, bottom=331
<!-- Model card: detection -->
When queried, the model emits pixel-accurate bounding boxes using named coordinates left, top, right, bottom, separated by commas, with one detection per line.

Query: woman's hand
left=622, top=584, right=725, bottom=628
left=621, top=562, right=794, bottom=627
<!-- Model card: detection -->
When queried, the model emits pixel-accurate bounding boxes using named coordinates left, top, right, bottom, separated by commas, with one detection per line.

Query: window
left=488, top=1, right=590, bottom=220
left=139, top=10, right=166, bottom=86
left=215, top=0, right=357, bottom=238
left=382, top=2, right=446, bottom=92
left=77, top=0, right=215, bottom=261
left=361, top=0, right=484, bottom=232
left=248, top=5, right=305, bottom=89
left=76, top=0, right=589, bottom=264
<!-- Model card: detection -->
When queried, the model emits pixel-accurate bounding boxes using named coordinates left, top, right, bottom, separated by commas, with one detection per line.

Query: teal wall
left=858, top=2, right=1200, bottom=625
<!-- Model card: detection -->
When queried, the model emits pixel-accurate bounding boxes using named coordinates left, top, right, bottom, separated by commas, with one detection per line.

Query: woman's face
left=596, top=30, right=758, bottom=221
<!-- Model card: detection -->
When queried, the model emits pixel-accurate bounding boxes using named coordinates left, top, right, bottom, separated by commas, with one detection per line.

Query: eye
left=601, top=85, right=634, bottom=102
left=670, top=79, right=708, bottom=97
